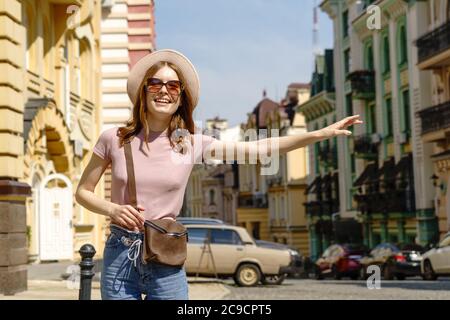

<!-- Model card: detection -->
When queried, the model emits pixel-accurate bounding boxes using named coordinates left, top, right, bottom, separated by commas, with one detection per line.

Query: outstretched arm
left=203, top=115, right=363, bottom=162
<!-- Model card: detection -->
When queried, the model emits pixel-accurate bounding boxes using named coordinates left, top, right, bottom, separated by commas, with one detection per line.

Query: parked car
left=421, top=232, right=450, bottom=280
left=359, top=243, right=425, bottom=280
left=177, top=217, right=225, bottom=225
left=254, top=240, right=305, bottom=283
left=314, top=244, right=367, bottom=280
left=184, top=224, right=294, bottom=286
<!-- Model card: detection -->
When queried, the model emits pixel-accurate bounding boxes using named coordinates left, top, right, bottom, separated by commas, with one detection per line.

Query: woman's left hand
left=318, top=115, right=363, bottom=140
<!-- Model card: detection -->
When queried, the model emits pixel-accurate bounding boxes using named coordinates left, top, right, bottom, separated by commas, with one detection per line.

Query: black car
left=359, top=243, right=425, bottom=280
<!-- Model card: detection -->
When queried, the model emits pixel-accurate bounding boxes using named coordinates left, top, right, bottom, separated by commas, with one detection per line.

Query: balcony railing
left=416, top=20, right=450, bottom=65
left=304, top=201, right=322, bottom=217
left=267, top=176, right=282, bottom=187
left=353, top=134, right=379, bottom=159
left=347, top=70, right=375, bottom=100
left=418, top=100, right=450, bottom=135
left=238, top=194, right=268, bottom=208
left=354, top=177, right=415, bottom=215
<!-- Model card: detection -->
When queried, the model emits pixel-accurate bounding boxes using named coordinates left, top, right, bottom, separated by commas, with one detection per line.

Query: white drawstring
left=126, top=238, right=142, bottom=267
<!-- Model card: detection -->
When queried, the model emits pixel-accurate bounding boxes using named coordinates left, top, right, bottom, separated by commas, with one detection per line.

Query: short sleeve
left=200, top=133, right=220, bottom=162
left=201, top=133, right=218, bottom=151
left=191, top=132, right=220, bottom=163
left=93, top=128, right=114, bottom=161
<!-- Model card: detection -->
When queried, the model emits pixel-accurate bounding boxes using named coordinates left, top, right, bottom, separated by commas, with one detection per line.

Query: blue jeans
left=100, top=224, right=189, bottom=300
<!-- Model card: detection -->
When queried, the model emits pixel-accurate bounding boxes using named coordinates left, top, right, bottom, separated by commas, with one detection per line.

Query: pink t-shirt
left=92, top=127, right=218, bottom=220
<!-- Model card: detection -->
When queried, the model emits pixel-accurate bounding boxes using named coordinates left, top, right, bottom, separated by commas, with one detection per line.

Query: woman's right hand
left=109, top=204, right=145, bottom=231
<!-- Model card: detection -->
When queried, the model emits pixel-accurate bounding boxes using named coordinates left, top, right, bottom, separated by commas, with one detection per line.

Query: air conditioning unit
left=102, top=0, right=115, bottom=8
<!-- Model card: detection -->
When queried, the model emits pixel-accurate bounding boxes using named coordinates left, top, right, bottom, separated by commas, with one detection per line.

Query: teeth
left=155, top=99, right=170, bottom=104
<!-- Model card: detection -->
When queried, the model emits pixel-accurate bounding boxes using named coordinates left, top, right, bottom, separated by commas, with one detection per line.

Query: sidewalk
left=1, top=261, right=230, bottom=300
left=1, top=279, right=230, bottom=300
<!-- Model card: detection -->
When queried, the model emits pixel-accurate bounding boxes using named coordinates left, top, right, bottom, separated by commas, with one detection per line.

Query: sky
left=154, top=0, right=334, bottom=128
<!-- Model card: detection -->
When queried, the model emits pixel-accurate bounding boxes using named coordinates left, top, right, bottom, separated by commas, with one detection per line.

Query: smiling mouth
left=154, top=97, right=171, bottom=105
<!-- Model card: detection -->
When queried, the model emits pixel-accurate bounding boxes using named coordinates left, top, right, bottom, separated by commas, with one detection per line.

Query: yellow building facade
left=0, top=0, right=105, bottom=280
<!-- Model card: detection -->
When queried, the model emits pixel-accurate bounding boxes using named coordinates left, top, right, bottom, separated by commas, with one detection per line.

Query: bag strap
left=124, top=141, right=138, bottom=208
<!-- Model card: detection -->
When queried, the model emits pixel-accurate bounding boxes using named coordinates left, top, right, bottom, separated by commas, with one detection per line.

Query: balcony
left=353, top=155, right=415, bottom=215
left=267, top=176, right=282, bottom=187
left=347, top=70, right=375, bottom=100
left=416, top=20, right=450, bottom=69
left=238, top=193, right=268, bottom=208
left=353, top=134, right=379, bottom=160
left=304, top=201, right=322, bottom=217
left=418, top=100, right=450, bottom=138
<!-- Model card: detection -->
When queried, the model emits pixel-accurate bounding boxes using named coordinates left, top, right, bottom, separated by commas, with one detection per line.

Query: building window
left=350, top=152, right=356, bottom=174
left=346, top=93, right=353, bottom=117
left=448, top=0, right=450, bottom=20
left=382, top=34, right=390, bottom=74
left=209, top=189, right=215, bottom=206
left=402, top=90, right=411, bottom=133
left=385, top=97, right=393, bottom=137
left=366, top=44, right=374, bottom=70
left=251, top=222, right=260, bottom=240
left=314, top=123, right=320, bottom=174
left=344, top=49, right=351, bottom=75
left=398, top=24, right=408, bottom=65
left=367, top=103, right=377, bottom=134
left=343, top=10, right=349, bottom=38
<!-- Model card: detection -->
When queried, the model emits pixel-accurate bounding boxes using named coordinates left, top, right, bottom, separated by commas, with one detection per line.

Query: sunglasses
left=146, top=78, right=184, bottom=97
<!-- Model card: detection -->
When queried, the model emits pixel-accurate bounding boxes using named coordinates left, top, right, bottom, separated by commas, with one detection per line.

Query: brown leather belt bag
left=124, top=141, right=188, bottom=267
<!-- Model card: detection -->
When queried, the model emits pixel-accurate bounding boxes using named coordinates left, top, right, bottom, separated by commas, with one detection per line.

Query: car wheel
left=314, top=265, right=323, bottom=280
left=332, top=265, right=341, bottom=280
left=359, top=266, right=367, bottom=280
left=234, top=264, right=261, bottom=287
left=383, top=264, right=394, bottom=280
left=350, top=274, right=359, bottom=280
left=422, top=260, right=438, bottom=281
left=261, top=274, right=286, bottom=285
left=396, top=274, right=405, bottom=280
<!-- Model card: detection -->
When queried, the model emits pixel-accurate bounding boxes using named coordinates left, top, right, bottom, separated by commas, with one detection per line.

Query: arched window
left=209, top=189, right=215, bottom=206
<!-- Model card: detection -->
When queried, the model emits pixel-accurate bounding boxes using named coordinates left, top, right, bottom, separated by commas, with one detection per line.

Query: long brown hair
left=117, top=61, right=196, bottom=152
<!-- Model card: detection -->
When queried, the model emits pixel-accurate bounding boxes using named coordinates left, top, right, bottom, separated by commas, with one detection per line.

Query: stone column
left=0, top=182, right=31, bottom=295
left=0, top=0, right=31, bottom=295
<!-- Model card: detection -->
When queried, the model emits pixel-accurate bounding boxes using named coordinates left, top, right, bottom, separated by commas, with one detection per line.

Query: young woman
left=75, top=49, right=362, bottom=300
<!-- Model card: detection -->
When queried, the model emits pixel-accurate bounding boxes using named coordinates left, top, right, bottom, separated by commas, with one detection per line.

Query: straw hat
left=127, top=49, right=200, bottom=108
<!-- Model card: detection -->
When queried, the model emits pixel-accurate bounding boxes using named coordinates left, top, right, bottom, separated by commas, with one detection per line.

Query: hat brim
left=127, top=49, right=200, bottom=108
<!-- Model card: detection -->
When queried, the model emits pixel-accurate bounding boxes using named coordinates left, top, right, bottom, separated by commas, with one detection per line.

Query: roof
left=252, top=98, right=280, bottom=128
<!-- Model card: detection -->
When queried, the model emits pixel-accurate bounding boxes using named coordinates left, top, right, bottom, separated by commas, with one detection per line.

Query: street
left=220, top=278, right=450, bottom=300
left=2, top=274, right=450, bottom=300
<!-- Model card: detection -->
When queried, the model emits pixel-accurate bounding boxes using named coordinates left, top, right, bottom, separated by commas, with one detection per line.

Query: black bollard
left=78, top=244, right=96, bottom=300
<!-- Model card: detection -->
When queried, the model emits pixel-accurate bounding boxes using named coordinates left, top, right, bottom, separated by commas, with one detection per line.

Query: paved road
left=6, top=261, right=450, bottom=300
left=220, top=277, right=450, bottom=300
